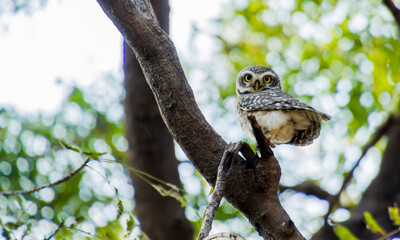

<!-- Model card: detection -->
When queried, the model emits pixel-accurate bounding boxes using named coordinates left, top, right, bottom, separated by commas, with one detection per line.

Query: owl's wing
left=238, top=90, right=331, bottom=120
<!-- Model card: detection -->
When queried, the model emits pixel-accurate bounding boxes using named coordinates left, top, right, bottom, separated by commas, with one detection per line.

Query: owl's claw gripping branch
left=247, top=115, right=274, bottom=157
left=264, top=135, right=276, bottom=148
left=199, top=139, right=295, bottom=240
left=222, top=133, right=305, bottom=239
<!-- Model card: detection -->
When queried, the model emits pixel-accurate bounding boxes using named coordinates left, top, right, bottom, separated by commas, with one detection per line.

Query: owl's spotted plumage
left=235, top=65, right=331, bottom=146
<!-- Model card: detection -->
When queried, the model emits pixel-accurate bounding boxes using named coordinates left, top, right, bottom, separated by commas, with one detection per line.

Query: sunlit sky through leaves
left=0, top=0, right=227, bottom=114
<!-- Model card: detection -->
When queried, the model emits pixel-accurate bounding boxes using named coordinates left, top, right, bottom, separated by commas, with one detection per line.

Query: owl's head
left=236, top=66, right=281, bottom=95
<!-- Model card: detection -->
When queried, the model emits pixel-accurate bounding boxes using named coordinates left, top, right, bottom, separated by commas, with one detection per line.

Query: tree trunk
left=97, top=0, right=306, bottom=238
left=123, top=0, right=193, bottom=239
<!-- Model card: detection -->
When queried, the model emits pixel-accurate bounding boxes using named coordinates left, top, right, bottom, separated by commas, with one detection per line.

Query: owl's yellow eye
left=263, top=75, right=272, bottom=83
left=244, top=74, right=252, bottom=82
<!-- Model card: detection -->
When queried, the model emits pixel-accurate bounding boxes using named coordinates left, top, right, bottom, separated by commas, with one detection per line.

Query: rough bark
left=312, top=116, right=400, bottom=239
left=123, top=0, right=193, bottom=239
left=96, top=0, right=305, bottom=239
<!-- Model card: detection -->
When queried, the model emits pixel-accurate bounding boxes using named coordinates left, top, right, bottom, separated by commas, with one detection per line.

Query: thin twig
left=197, top=143, right=241, bottom=240
left=204, top=232, right=246, bottom=240
left=325, top=115, right=397, bottom=220
left=0, top=158, right=91, bottom=196
left=44, top=221, right=64, bottom=240
left=377, top=227, right=400, bottom=240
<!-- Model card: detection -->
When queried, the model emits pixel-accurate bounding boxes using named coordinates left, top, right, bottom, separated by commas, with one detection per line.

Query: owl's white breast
left=236, top=109, right=298, bottom=144
left=253, top=111, right=290, bottom=132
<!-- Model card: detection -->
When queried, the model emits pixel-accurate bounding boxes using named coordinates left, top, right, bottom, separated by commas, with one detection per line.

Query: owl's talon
left=265, top=135, right=276, bottom=148
left=255, top=140, right=275, bottom=150
left=265, top=140, right=276, bottom=148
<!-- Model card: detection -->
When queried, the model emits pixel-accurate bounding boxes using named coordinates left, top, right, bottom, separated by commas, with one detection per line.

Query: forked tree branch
left=95, top=0, right=305, bottom=238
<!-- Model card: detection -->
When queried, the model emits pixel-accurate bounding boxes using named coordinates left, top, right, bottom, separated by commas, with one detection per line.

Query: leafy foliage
left=0, top=78, right=139, bottom=239
left=0, top=77, right=221, bottom=238
left=334, top=206, right=400, bottom=239
left=388, top=204, right=400, bottom=226
left=364, top=211, right=386, bottom=235
left=1, top=0, right=400, bottom=239
left=184, top=0, right=400, bottom=237
left=215, top=0, right=399, bottom=132
left=334, top=224, right=360, bottom=240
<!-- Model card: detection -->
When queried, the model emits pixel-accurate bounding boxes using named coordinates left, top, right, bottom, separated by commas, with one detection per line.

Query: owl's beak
left=254, top=81, right=260, bottom=91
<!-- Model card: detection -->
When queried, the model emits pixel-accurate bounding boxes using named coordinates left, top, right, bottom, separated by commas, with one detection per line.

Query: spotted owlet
left=235, top=66, right=331, bottom=146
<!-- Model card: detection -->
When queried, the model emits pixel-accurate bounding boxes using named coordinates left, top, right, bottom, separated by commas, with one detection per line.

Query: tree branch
left=324, top=114, right=398, bottom=221
left=0, top=158, right=91, bottom=196
left=95, top=0, right=305, bottom=238
left=383, top=0, right=400, bottom=29
left=312, top=115, right=400, bottom=239
left=44, top=221, right=64, bottom=240
left=96, top=0, right=224, bottom=185
left=122, top=0, right=193, bottom=237
left=280, top=181, right=333, bottom=200
left=198, top=143, right=241, bottom=240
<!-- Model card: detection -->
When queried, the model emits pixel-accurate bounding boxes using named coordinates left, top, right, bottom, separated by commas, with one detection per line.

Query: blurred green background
left=0, top=0, right=399, bottom=239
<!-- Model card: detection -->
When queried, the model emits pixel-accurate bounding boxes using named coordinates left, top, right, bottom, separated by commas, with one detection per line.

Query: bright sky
left=0, top=0, right=225, bottom=114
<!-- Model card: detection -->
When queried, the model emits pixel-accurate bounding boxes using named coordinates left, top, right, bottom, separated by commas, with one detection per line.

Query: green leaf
left=82, top=151, right=106, bottom=160
left=165, top=182, right=181, bottom=193
left=152, top=184, right=186, bottom=207
left=117, top=199, right=124, bottom=219
left=96, top=220, right=123, bottom=239
left=333, top=224, right=359, bottom=240
left=364, top=211, right=386, bottom=235
left=152, top=184, right=168, bottom=196
left=5, top=222, right=21, bottom=230
left=60, top=141, right=81, bottom=153
left=208, top=187, right=214, bottom=196
left=60, top=141, right=105, bottom=159
left=75, top=216, right=85, bottom=223
left=125, top=216, right=135, bottom=237
left=388, top=204, right=400, bottom=226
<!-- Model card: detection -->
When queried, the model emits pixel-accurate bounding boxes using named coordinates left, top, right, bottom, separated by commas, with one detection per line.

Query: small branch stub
left=204, top=232, right=246, bottom=240
left=197, top=143, right=242, bottom=240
